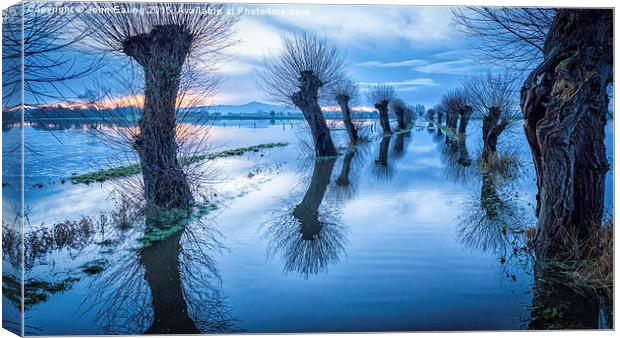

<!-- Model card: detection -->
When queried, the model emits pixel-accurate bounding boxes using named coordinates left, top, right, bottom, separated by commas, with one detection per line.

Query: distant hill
left=199, top=101, right=292, bottom=115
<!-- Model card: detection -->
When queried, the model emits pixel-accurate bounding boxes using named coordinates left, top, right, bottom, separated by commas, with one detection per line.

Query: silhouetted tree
left=81, top=3, right=238, bottom=210
left=441, top=88, right=471, bottom=134
left=261, top=32, right=345, bottom=157
left=426, top=108, right=436, bottom=126
left=367, top=84, right=396, bottom=135
left=390, top=98, right=408, bottom=130
left=520, top=9, right=612, bottom=257
left=413, top=104, right=426, bottom=120
left=434, top=104, right=444, bottom=125
left=464, top=72, right=519, bottom=162
left=331, top=77, right=360, bottom=144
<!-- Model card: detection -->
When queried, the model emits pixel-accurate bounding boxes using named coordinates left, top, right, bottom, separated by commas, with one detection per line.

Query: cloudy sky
left=24, top=3, right=495, bottom=109
left=213, top=4, right=492, bottom=108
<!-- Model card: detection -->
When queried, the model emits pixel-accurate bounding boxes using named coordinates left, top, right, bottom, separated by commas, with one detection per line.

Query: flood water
left=2, top=117, right=614, bottom=334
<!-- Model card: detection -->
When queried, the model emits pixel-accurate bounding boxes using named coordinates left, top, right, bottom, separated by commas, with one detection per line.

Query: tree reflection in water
left=264, top=158, right=348, bottom=279
left=438, top=133, right=477, bottom=186
left=454, top=150, right=609, bottom=330
left=83, top=215, right=240, bottom=334
left=372, top=135, right=394, bottom=181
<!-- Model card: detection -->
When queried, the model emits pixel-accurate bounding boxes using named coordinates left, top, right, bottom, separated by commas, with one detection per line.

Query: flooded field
left=2, top=118, right=614, bottom=334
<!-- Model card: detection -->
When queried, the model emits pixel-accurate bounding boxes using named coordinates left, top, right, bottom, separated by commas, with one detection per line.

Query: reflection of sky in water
left=1, top=118, right=614, bottom=334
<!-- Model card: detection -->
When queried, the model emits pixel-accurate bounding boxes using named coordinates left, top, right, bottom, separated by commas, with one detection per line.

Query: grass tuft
left=70, top=142, right=289, bottom=184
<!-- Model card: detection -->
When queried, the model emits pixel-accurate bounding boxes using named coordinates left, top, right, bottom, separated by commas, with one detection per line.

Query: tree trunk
left=123, top=25, right=193, bottom=210
left=393, top=106, right=407, bottom=130
left=293, top=71, right=338, bottom=157
left=375, top=100, right=392, bottom=135
left=481, top=107, right=509, bottom=162
left=427, top=109, right=435, bottom=127
left=446, top=110, right=459, bottom=132
left=457, top=105, right=473, bottom=135
left=520, top=9, right=612, bottom=257
left=437, top=111, right=444, bottom=126
left=457, top=135, right=471, bottom=166
left=336, top=95, right=359, bottom=144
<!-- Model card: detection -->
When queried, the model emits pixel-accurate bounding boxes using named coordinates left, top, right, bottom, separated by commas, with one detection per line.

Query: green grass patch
left=3, top=274, right=80, bottom=310
left=138, top=203, right=219, bottom=246
left=69, top=142, right=289, bottom=184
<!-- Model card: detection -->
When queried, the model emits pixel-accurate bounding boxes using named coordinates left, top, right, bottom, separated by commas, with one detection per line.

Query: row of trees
left=425, top=72, right=519, bottom=165
left=260, top=33, right=423, bottom=158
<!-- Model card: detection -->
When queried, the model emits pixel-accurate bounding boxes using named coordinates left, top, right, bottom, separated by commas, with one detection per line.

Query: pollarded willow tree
left=464, top=72, right=519, bottom=162
left=261, top=32, right=345, bottom=157
left=80, top=3, right=238, bottom=210
left=390, top=99, right=409, bottom=131
left=426, top=108, right=436, bottom=126
left=331, top=77, right=360, bottom=144
left=367, top=84, right=396, bottom=135
left=521, top=9, right=613, bottom=256
left=413, top=104, right=426, bottom=120
left=441, top=88, right=472, bottom=135
left=434, top=104, right=445, bottom=125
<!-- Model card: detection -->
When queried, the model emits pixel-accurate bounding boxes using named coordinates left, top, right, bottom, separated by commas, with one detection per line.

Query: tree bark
left=437, top=111, right=444, bottom=126
left=481, top=107, right=509, bottom=162
left=457, top=105, right=473, bottom=135
left=457, top=135, right=471, bottom=166
left=293, top=71, right=338, bottom=157
left=446, top=110, right=459, bottom=132
left=123, top=25, right=194, bottom=210
left=393, top=106, right=407, bottom=130
left=520, top=9, right=612, bottom=257
left=336, top=94, right=359, bottom=144
left=375, top=100, right=392, bottom=135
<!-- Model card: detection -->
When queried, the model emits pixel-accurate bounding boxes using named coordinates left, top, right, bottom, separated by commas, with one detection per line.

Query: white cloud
left=415, top=59, right=481, bottom=75
left=263, top=5, right=457, bottom=48
left=356, top=59, right=428, bottom=68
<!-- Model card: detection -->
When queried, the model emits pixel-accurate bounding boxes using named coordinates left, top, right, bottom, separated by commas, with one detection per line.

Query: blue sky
left=213, top=4, right=493, bottom=108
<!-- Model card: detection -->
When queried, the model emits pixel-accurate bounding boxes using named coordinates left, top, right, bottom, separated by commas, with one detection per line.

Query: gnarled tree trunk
left=520, top=9, right=612, bottom=257
left=336, top=94, right=359, bottom=144
left=481, top=107, right=509, bottom=162
left=375, top=100, right=392, bottom=135
left=457, top=105, right=473, bottom=135
left=123, top=25, right=194, bottom=210
left=293, top=71, right=338, bottom=157
left=446, top=110, right=460, bottom=132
